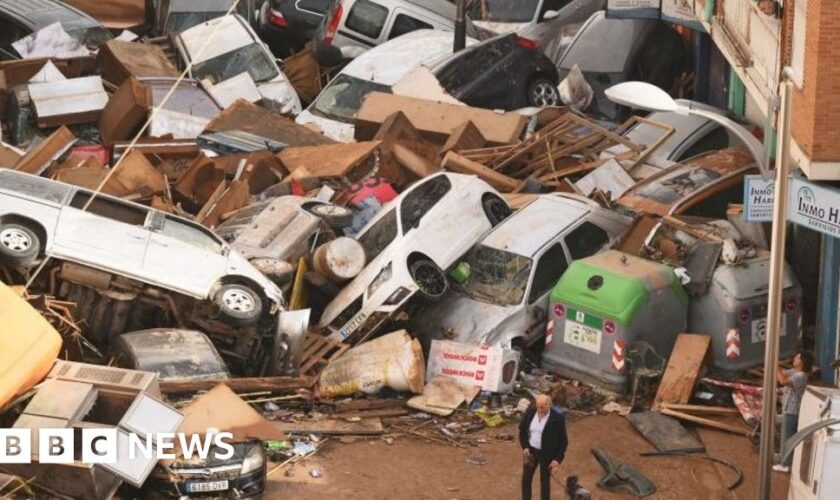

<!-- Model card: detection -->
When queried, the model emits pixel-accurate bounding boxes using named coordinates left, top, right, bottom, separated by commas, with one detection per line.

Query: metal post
left=454, top=0, right=466, bottom=52
left=757, top=77, right=793, bottom=499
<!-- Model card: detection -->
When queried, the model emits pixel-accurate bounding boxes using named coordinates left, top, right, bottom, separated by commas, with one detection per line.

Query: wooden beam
left=160, top=376, right=313, bottom=394
left=659, top=408, right=752, bottom=437
left=441, top=151, right=518, bottom=192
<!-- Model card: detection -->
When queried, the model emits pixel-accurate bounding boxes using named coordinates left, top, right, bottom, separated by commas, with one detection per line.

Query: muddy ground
left=266, top=414, right=790, bottom=499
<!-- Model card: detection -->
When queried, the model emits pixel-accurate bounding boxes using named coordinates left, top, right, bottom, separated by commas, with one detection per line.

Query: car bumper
left=145, top=466, right=265, bottom=498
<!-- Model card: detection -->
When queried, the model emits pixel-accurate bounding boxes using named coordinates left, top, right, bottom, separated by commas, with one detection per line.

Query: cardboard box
left=426, top=340, right=520, bottom=393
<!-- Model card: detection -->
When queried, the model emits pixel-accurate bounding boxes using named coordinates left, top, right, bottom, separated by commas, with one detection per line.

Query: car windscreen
left=311, top=74, right=391, bottom=122
left=166, top=11, right=226, bottom=34
left=634, top=167, right=723, bottom=205
left=467, top=0, right=539, bottom=22
left=458, top=245, right=532, bottom=306
left=357, top=208, right=397, bottom=263
left=191, top=43, right=279, bottom=84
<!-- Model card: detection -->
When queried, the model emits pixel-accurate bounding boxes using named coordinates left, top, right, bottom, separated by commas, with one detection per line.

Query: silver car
left=0, top=169, right=283, bottom=326
left=411, top=193, right=631, bottom=350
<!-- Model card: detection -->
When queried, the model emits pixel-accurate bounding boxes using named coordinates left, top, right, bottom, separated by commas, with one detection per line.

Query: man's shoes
left=772, top=464, right=791, bottom=473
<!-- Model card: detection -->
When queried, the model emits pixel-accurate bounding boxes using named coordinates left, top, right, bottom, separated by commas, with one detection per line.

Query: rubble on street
left=1, top=1, right=838, bottom=499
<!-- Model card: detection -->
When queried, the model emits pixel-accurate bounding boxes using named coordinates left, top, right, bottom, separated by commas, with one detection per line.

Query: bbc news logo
left=0, top=429, right=234, bottom=463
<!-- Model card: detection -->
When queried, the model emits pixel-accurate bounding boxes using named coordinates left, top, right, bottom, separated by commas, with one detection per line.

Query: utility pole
left=454, top=0, right=466, bottom=52
left=757, top=74, right=793, bottom=499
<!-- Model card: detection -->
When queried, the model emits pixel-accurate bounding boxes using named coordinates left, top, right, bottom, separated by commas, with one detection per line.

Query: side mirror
left=543, top=10, right=560, bottom=21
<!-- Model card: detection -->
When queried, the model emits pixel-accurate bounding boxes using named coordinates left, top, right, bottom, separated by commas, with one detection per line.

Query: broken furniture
left=4, top=361, right=181, bottom=499
left=624, top=342, right=666, bottom=409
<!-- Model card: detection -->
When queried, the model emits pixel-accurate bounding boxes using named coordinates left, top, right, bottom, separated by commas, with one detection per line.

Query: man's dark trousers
left=522, top=447, right=551, bottom=500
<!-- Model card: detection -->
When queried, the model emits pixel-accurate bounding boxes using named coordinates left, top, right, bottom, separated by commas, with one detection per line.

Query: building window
left=791, top=0, right=807, bottom=88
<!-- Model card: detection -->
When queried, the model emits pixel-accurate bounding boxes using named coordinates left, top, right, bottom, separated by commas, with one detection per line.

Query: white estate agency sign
left=788, top=177, right=840, bottom=238
left=742, top=176, right=840, bottom=239
left=744, top=175, right=776, bottom=222
left=607, top=0, right=661, bottom=19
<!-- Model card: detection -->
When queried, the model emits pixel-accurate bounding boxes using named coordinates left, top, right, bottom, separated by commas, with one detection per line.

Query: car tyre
left=0, top=223, right=40, bottom=267
left=306, top=203, right=354, bottom=229
left=214, top=284, right=263, bottom=326
left=482, top=195, right=512, bottom=226
left=409, top=259, right=448, bottom=300
left=528, top=78, right=560, bottom=107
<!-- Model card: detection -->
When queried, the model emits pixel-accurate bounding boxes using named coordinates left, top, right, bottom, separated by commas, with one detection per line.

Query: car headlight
left=240, top=446, right=264, bottom=475
left=367, top=263, right=392, bottom=297
left=384, top=287, right=410, bottom=306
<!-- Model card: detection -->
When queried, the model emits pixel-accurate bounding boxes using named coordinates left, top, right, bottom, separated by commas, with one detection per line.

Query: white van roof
left=341, top=29, right=475, bottom=85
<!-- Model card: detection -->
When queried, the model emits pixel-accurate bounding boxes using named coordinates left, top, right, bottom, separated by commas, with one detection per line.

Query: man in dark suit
left=519, top=394, right=568, bottom=500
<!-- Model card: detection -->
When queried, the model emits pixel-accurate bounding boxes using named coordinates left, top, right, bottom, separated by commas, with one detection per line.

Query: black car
left=260, top=0, right=330, bottom=55
left=431, top=32, right=560, bottom=111
left=556, top=11, right=689, bottom=122
left=140, top=441, right=267, bottom=498
left=0, top=0, right=112, bottom=60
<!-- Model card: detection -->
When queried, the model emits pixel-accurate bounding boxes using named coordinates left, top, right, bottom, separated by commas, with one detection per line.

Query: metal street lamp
left=604, top=81, right=769, bottom=178
left=606, top=80, right=793, bottom=499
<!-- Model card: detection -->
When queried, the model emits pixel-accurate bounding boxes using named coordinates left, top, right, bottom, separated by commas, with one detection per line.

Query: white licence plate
left=563, top=320, right=602, bottom=354
left=751, top=315, right=787, bottom=343
left=340, top=311, right=367, bottom=339
left=186, top=480, right=229, bottom=493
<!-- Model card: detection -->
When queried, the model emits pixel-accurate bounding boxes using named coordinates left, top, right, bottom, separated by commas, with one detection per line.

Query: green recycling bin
left=542, top=250, right=688, bottom=392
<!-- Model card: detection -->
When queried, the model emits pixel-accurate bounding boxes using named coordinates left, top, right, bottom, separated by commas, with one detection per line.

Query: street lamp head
left=605, top=81, right=679, bottom=112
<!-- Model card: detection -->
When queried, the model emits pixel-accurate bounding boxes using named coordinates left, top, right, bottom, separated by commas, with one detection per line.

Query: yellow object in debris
left=474, top=408, right=505, bottom=428
left=0, top=283, right=62, bottom=409
left=289, top=257, right=308, bottom=311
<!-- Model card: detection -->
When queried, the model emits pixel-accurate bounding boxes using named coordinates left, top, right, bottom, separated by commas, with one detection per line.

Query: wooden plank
left=354, top=92, right=527, bottom=144
left=440, top=120, right=486, bottom=156
left=15, top=126, right=76, bottom=175
left=274, top=417, right=384, bottom=435
left=333, top=398, right=406, bottom=413
left=392, top=142, right=439, bottom=178
left=281, top=141, right=380, bottom=179
left=659, top=408, right=752, bottom=437
left=160, top=376, right=312, bottom=394
left=441, top=151, right=518, bottom=192
left=660, top=403, right=739, bottom=415
left=653, top=334, right=711, bottom=409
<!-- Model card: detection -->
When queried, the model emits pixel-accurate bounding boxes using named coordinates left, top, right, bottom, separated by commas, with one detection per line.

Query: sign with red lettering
left=426, top=340, right=520, bottom=393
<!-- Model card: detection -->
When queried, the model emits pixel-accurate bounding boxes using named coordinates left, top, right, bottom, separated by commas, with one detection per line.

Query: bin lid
left=712, top=252, right=797, bottom=300
left=550, top=250, right=687, bottom=325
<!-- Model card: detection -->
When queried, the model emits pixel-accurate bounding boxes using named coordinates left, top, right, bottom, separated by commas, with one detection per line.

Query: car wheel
left=528, top=78, right=560, bottom=107
left=482, top=195, right=512, bottom=226
left=306, top=203, right=354, bottom=229
left=409, top=259, right=448, bottom=300
left=214, top=284, right=263, bottom=326
left=0, top=223, right=40, bottom=267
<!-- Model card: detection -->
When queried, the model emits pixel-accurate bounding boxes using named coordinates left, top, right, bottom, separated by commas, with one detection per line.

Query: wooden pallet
left=299, top=332, right=350, bottom=374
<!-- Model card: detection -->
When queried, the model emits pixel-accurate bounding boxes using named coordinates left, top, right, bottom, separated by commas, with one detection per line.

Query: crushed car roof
left=616, top=148, right=755, bottom=216
left=481, top=195, right=591, bottom=256
left=342, top=30, right=476, bottom=85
